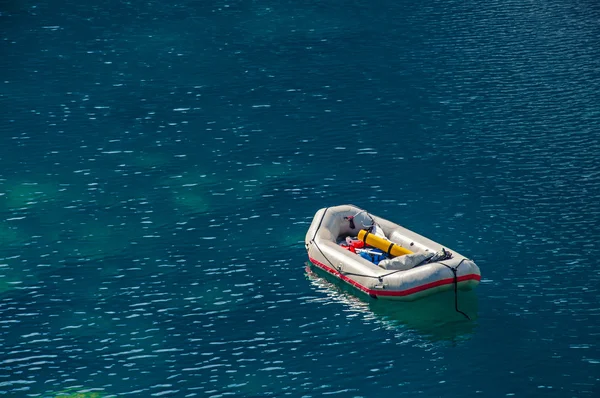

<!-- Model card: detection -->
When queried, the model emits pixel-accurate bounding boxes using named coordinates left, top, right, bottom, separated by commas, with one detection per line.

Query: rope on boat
left=309, top=207, right=382, bottom=280
left=310, top=207, right=329, bottom=243
left=439, top=258, right=471, bottom=320
left=308, top=207, right=339, bottom=271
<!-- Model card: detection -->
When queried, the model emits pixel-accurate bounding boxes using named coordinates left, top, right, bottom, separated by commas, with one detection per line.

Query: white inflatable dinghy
left=305, top=205, right=481, bottom=302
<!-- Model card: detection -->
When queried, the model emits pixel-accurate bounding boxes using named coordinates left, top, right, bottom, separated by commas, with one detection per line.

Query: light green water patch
left=172, top=190, right=212, bottom=214
left=163, top=172, right=219, bottom=214
left=29, top=199, right=81, bottom=242
left=0, top=265, right=36, bottom=295
left=56, top=221, right=130, bottom=264
left=0, top=223, right=26, bottom=245
left=2, top=181, right=63, bottom=210
left=0, top=277, right=19, bottom=295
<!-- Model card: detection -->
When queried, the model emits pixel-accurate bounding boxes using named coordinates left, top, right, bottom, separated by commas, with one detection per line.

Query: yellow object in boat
left=357, top=229, right=413, bottom=257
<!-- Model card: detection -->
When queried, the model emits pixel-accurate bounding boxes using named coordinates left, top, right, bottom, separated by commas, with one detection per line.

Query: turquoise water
left=1, top=0, right=599, bottom=396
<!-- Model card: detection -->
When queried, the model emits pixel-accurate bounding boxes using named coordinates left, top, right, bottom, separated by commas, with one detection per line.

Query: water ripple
left=1, top=0, right=599, bottom=396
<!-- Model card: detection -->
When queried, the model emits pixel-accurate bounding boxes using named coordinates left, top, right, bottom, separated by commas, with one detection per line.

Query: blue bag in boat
left=357, top=248, right=386, bottom=265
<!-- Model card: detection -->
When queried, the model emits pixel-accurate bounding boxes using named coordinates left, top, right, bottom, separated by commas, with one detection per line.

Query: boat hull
left=305, top=205, right=481, bottom=302
left=307, top=257, right=479, bottom=301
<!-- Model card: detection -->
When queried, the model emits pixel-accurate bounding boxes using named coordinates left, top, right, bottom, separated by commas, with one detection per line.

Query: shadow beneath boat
left=305, top=262, right=479, bottom=343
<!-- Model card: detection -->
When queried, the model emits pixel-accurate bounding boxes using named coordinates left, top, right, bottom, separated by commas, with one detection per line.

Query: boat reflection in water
left=305, top=263, right=479, bottom=343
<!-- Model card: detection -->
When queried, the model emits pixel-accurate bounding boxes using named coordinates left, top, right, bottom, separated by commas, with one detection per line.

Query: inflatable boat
left=305, top=205, right=481, bottom=302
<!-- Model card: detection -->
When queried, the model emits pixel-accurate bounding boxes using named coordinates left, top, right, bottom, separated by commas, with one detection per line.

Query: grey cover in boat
left=378, top=252, right=434, bottom=271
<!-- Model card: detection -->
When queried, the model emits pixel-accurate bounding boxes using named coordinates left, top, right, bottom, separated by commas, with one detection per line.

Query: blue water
left=1, top=0, right=599, bottom=396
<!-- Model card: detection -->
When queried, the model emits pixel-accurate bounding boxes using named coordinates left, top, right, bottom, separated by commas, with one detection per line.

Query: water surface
left=1, top=0, right=599, bottom=396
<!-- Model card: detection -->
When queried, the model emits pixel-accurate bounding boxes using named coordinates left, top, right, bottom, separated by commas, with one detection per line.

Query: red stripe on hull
left=308, top=257, right=480, bottom=298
